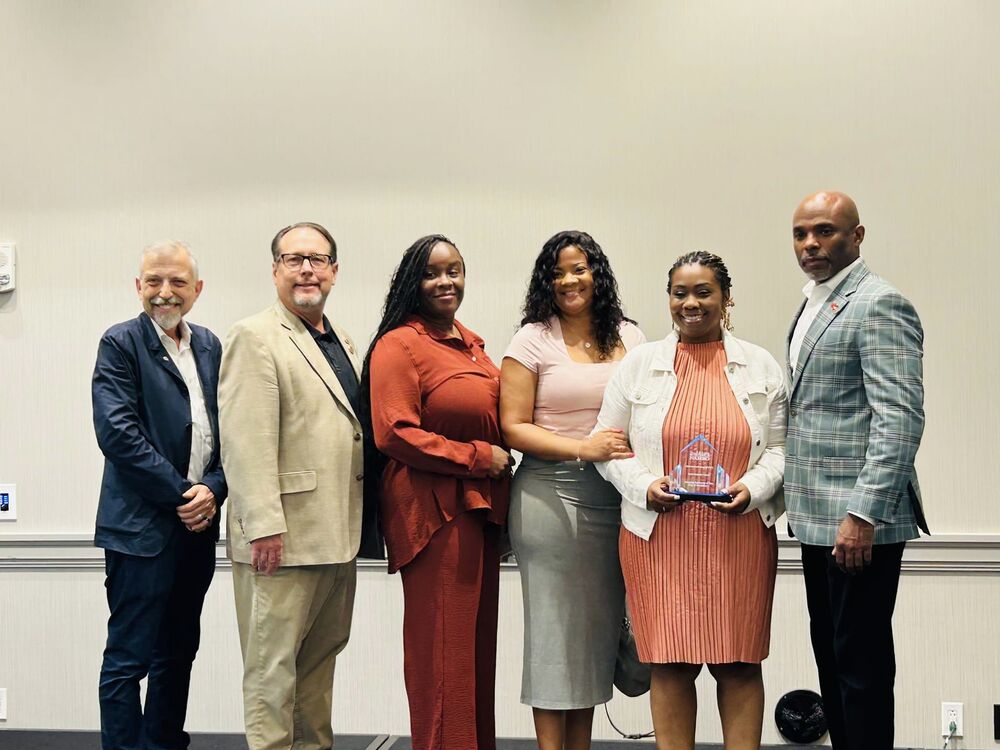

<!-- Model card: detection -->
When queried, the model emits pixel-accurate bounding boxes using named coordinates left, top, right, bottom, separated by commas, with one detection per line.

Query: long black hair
left=360, top=234, right=460, bottom=471
left=362, top=233, right=460, bottom=389
left=520, top=230, right=633, bottom=359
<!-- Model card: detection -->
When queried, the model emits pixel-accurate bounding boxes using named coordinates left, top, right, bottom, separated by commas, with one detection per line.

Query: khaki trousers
left=233, top=560, right=357, bottom=750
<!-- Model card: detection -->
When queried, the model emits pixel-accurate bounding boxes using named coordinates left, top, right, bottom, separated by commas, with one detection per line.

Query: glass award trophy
left=668, top=434, right=730, bottom=502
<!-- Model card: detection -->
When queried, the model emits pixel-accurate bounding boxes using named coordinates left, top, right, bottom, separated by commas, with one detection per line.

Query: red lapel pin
left=830, top=302, right=839, bottom=312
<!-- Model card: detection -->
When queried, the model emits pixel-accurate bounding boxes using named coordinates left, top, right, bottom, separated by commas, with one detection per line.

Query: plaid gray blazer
left=784, top=260, right=927, bottom=546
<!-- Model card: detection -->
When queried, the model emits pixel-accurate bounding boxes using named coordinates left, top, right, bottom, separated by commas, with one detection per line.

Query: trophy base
left=675, top=490, right=729, bottom=504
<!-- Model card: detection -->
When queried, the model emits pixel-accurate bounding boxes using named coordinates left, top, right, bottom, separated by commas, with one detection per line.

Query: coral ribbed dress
left=619, top=340, right=778, bottom=664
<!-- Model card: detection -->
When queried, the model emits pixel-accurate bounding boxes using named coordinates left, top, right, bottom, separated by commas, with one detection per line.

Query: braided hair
left=360, top=235, right=460, bottom=474
left=520, top=230, right=633, bottom=359
left=667, top=251, right=735, bottom=331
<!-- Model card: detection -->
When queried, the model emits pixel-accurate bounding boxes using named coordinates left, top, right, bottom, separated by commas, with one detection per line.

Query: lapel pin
left=830, top=302, right=839, bottom=312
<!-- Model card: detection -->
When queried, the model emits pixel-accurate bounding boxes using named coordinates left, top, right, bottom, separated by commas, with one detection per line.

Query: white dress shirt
left=789, top=256, right=863, bottom=377
left=152, top=318, right=214, bottom=483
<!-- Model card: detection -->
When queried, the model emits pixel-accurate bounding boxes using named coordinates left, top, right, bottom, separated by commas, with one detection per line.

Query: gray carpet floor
left=380, top=739, right=655, bottom=749
left=0, top=732, right=662, bottom=750
left=0, top=732, right=382, bottom=750
left=0, top=734, right=844, bottom=749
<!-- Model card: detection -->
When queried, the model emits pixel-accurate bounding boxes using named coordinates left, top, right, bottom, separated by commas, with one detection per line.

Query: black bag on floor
left=613, top=612, right=651, bottom=697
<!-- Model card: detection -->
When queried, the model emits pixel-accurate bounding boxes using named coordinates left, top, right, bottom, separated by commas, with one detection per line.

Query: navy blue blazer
left=92, top=313, right=228, bottom=556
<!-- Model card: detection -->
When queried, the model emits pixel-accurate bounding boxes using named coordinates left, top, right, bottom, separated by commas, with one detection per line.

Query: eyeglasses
left=278, top=253, right=335, bottom=270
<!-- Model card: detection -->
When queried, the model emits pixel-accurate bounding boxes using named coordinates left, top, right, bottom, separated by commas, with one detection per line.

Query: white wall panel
left=1, top=551, right=999, bottom=747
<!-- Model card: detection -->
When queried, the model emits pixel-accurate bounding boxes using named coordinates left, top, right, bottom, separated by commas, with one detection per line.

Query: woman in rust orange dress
left=363, top=234, right=513, bottom=750
left=594, top=251, right=787, bottom=750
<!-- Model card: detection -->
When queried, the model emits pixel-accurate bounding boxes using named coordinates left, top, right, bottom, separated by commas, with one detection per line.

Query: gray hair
left=139, top=240, right=199, bottom=281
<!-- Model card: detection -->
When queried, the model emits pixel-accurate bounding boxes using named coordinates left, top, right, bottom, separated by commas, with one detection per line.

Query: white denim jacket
left=594, top=331, right=787, bottom=540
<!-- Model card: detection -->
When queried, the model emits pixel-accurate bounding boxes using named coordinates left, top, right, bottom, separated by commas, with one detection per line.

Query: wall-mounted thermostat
left=0, top=243, right=15, bottom=293
left=0, top=484, right=16, bottom=520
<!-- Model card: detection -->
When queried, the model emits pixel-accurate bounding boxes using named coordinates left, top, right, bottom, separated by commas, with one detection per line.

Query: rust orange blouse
left=370, top=315, right=509, bottom=572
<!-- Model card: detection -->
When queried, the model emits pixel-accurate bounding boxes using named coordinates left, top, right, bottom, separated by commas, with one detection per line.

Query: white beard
left=292, top=288, right=325, bottom=309
left=150, top=306, right=182, bottom=331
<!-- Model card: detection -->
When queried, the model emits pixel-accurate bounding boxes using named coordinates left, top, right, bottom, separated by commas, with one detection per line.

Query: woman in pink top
left=500, top=231, right=644, bottom=750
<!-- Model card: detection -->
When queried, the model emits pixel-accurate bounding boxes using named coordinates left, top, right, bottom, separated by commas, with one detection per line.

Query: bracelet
left=574, top=453, right=586, bottom=471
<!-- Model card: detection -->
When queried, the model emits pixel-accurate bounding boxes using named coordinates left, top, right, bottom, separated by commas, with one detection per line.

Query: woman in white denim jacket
left=594, top=252, right=786, bottom=750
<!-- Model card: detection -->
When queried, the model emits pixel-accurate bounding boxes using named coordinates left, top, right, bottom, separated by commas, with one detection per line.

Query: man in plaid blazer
left=785, top=191, right=927, bottom=750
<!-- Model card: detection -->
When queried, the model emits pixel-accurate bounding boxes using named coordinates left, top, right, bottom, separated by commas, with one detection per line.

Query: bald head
left=792, top=191, right=865, bottom=282
left=795, top=191, right=860, bottom=228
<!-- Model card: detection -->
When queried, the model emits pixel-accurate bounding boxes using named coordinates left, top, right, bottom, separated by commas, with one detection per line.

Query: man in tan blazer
left=220, top=222, right=366, bottom=750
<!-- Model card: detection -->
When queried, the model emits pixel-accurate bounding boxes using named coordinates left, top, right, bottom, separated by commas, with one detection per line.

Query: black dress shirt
left=306, top=317, right=362, bottom=418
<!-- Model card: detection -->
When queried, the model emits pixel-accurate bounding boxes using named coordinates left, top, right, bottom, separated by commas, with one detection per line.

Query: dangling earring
left=722, top=298, right=735, bottom=332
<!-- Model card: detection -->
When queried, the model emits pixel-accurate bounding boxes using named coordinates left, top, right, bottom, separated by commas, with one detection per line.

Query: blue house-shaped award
left=670, top=434, right=730, bottom=500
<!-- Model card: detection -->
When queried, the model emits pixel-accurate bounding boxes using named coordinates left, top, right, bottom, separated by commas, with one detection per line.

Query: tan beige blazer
left=219, top=302, right=364, bottom=566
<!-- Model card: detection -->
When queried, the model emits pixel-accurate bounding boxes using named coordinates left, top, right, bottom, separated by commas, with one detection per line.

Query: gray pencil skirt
left=508, top=455, right=626, bottom=709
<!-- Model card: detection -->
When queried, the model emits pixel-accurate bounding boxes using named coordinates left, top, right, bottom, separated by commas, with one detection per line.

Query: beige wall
left=1, top=1, right=998, bottom=747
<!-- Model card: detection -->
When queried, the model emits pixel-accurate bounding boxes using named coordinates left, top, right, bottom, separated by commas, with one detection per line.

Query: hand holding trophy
left=711, top=482, right=751, bottom=514
left=645, top=477, right=682, bottom=513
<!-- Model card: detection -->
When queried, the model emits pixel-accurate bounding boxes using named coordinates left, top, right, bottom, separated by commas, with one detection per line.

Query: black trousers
left=99, top=528, right=216, bottom=750
left=800, top=542, right=905, bottom=750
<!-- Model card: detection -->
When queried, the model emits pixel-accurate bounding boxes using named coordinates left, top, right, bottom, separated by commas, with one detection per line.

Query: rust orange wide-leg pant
left=399, top=510, right=501, bottom=750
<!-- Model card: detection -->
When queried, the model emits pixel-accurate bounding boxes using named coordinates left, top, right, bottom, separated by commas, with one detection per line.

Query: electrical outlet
left=942, top=701, right=964, bottom=737
left=0, top=687, right=7, bottom=720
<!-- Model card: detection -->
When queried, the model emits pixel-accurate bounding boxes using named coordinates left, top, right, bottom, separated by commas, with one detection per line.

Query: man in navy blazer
left=92, top=241, right=227, bottom=750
